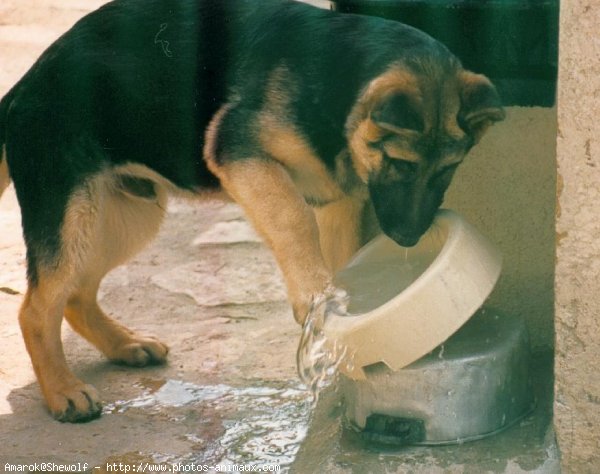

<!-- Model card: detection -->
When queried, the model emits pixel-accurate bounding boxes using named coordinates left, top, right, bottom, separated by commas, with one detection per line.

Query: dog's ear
left=370, top=92, right=424, bottom=135
left=458, top=71, right=505, bottom=143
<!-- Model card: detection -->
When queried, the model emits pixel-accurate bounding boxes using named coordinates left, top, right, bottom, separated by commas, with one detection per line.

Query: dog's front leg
left=208, top=158, right=332, bottom=324
left=314, top=194, right=366, bottom=273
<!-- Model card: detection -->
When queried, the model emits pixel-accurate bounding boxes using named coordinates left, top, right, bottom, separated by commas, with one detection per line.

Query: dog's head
left=346, top=60, right=505, bottom=246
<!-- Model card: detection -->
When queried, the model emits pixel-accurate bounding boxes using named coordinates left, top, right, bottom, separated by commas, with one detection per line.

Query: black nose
left=387, top=230, right=422, bottom=248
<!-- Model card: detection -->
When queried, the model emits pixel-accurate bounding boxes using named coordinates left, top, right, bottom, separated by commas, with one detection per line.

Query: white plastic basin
left=324, top=209, right=502, bottom=380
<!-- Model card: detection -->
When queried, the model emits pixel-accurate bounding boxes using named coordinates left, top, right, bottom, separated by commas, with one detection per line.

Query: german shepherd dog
left=0, top=0, right=504, bottom=421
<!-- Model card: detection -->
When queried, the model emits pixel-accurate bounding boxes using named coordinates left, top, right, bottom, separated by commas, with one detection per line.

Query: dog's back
left=1, top=0, right=233, bottom=193
left=0, top=0, right=448, bottom=194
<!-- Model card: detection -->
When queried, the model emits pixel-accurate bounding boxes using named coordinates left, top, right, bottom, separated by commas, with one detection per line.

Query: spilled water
left=100, top=284, right=379, bottom=470
left=104, top=380, right=312, bottom=470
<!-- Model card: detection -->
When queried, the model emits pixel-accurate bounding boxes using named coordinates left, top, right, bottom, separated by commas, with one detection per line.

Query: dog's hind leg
left=19, top=277, right=103, bottom=422
left=65, top=284, right=169, bottom=368
left=19, top=170, right=167, bottom=422
left=63, top=173, right=169, bottom=368
left=17, top=176, right=107, bottom=422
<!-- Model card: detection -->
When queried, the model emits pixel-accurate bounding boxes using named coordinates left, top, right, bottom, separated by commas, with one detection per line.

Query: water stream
left=296, top=254, right=429, bottom=405
left=296, top=289, right=353, bottom=407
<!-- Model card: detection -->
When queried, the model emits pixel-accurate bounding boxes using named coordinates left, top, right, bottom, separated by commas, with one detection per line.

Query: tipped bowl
left=324, top=209, right=502, bottom=380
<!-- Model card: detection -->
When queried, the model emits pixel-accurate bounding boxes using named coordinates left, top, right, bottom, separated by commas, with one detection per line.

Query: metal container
left=340, top=307, right=535, bottom=445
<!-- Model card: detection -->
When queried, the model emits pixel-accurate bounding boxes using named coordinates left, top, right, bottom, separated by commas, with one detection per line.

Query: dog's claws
left=109, top=338, right=169, bottom=367
left=51, top=386, right=103, bottom=423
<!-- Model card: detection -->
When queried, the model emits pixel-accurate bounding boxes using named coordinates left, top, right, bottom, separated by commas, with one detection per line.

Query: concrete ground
left=1, top=1, right=558, bottom=472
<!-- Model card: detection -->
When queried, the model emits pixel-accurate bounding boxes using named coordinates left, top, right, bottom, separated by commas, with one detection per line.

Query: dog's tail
left=0, top=88, right=14, bottom=199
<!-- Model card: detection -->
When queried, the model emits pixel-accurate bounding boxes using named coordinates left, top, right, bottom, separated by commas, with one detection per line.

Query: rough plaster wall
left=554, top=0, right=600, bottom=471
left=445, top=107, right=556, bottom=350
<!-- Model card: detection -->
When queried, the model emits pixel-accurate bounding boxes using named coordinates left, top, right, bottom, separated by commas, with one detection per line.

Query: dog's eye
left=430, top=163, right=460, bottom=187
left=387, top=156, right=418, bottom=182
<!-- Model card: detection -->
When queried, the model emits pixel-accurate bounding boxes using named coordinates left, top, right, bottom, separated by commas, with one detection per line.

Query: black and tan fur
left=0, top=0, right=504, bottom=422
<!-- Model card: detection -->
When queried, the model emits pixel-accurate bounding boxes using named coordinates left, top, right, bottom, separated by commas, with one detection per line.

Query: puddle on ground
left=101, top=292, right=354, bottom=471
left=104, top=379, right=312, bottom=470
left=100, top=290, right=358, bottom=471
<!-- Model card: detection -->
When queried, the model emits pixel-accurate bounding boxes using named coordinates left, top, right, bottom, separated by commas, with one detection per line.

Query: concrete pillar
left=555, top=0, right=600, bottom=471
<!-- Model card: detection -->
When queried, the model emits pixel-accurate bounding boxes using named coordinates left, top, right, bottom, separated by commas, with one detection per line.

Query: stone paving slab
left=151, top=245, right=287, bottom=306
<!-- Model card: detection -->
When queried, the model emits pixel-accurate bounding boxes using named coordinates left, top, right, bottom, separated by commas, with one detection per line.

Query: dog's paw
left=110, top=336, right=169, bottom=367
left=48, top=383, right=102, bottom=423
left=322, top=285, right=349, bottom=317
left=294, top=285, right=349, bottom=326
